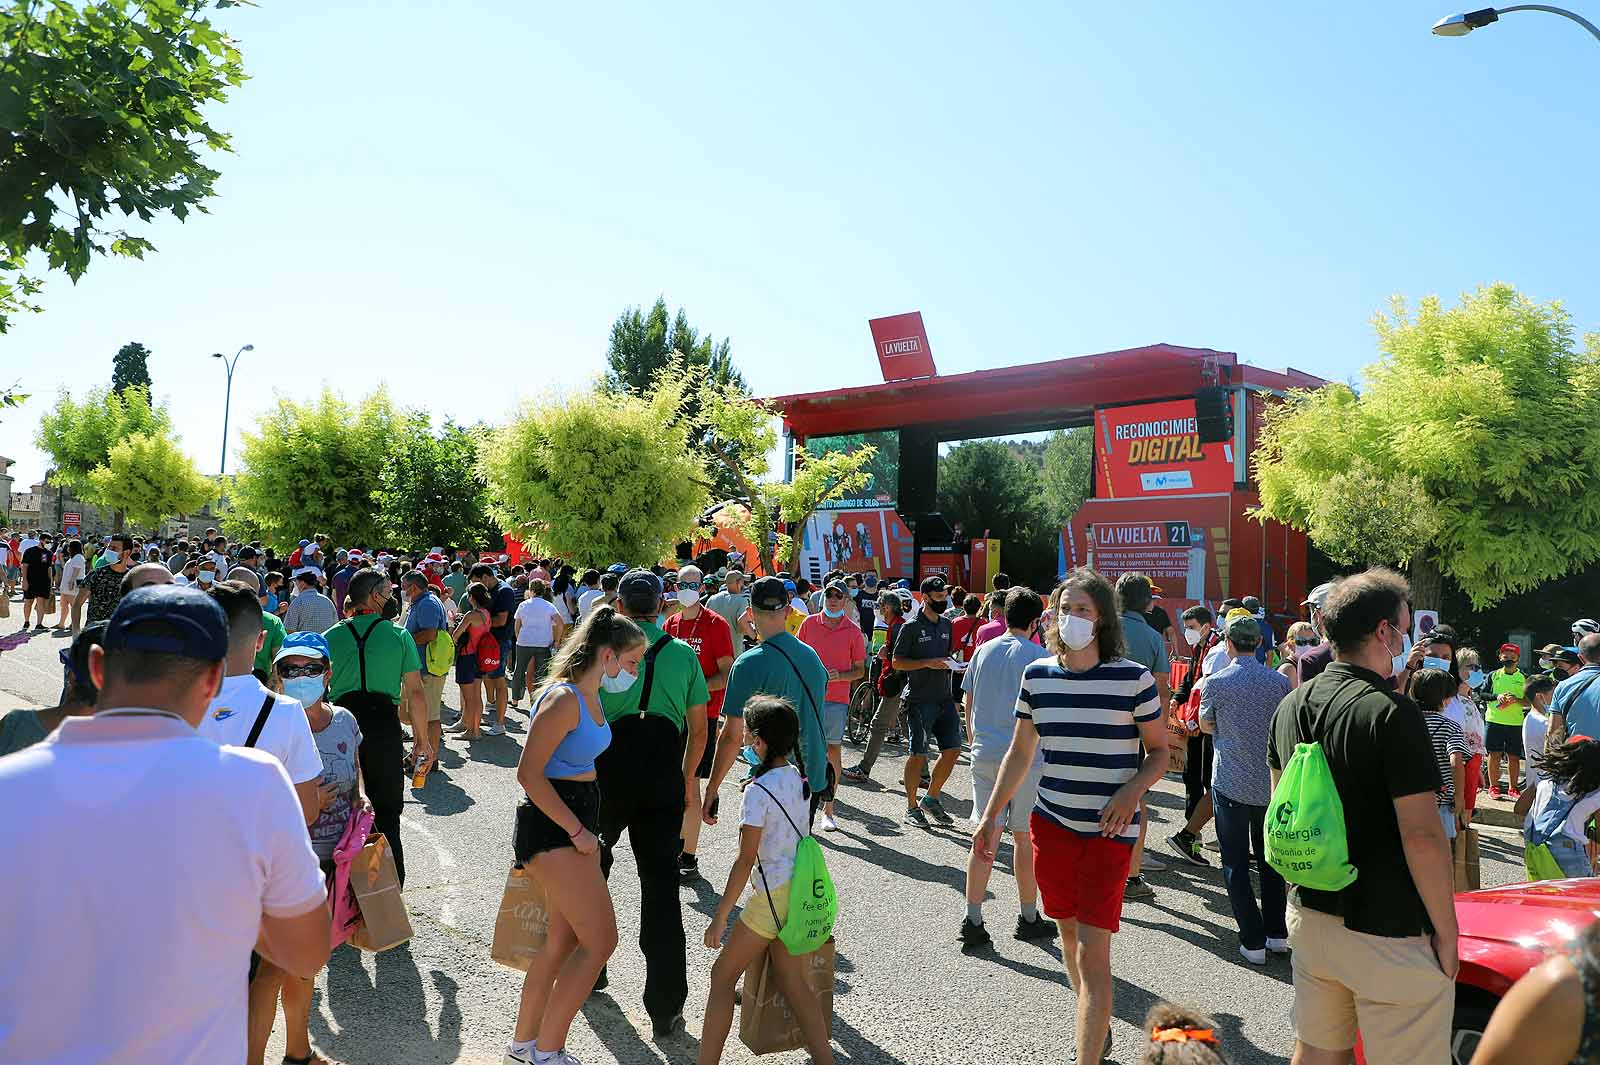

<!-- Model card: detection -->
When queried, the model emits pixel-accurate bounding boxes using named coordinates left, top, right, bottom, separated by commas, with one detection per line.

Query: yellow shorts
left=739, top=882, right=790, bottom=940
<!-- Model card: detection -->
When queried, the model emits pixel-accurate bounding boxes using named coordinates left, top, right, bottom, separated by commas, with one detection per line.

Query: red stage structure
left=770, top=341, right=1325, bottom=627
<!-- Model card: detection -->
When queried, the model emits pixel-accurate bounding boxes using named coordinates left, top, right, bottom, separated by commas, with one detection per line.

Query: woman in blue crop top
left=508, top=604, right=646, bottom=1065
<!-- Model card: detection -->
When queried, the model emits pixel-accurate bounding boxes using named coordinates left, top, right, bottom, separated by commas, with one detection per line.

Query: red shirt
left=665, top=608, right=735, bottom=718
left=797, top=613, right=868, bottom=704
left=951, top=615, right=983, bottom=661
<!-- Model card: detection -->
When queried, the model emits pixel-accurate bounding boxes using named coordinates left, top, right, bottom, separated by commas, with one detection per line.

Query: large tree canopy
left=231, top=389, right=399, bottom=548
left=36, top=384, right=170, bottom=487
left=480, top=383, right=708, bottom=567
left=0, top=0, right=247, bottom=332
left=111, top=340, right=152, bottom=394
left=85, top=429, right=212, bottom=529
left=1253, top=282, right=1600, bottom=609
left=376, top=416, right=499, bottom=553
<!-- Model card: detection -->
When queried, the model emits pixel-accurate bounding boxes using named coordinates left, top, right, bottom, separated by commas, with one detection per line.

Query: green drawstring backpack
left=1266, top=735, right=1359, bottom=892
left=753, top=780, right=837, bottom=955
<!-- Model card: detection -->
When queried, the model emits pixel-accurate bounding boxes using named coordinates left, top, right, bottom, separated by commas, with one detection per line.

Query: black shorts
left=513, top=779, right=600, bottom=862
left=695, top=717, right=719, bottom=778
left=1485, top=721, right=1524, bottom=757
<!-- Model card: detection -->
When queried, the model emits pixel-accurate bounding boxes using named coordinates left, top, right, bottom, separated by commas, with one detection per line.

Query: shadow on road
left=581, top=993, right=702, bottom=1064
left=314, top=942, right=464, bottom=1063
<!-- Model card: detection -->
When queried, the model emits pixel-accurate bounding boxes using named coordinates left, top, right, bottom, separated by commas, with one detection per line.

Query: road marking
left=401, top=813, right=464, bottom=927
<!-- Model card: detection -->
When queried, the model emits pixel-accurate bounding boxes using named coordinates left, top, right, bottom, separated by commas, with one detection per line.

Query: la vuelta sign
left=1094, top=398, right=1235, bottom=498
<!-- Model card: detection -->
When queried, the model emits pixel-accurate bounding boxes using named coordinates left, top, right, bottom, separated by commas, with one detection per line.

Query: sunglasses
left=276, top=663, right=325, bottom=679
left=825, top=591, right=848, bottom=600
left=679, top=580, right=702, bottom=590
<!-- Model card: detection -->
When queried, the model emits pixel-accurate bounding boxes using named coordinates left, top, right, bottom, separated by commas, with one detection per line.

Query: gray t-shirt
left=0, top=710, right=49, bottom=758
left=961, top=633, right=1050, bottom=765
left=1119, top=610, right=1170, bottom=676
left=307, top=707, right=364, bottom=861
left=706, top=590, right=750, bottom=642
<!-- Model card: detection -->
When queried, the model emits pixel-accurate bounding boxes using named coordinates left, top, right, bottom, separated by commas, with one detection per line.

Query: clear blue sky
left=3, top=1, right=1596, bottom=487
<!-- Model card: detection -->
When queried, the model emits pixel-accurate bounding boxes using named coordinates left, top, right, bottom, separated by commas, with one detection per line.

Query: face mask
left=282, top=675, right=326, bottom=707
left=1467, top=668, right=1486, bottom=689
left=1388, top=629, right=1409, bottom=678
left=101, top=549, right=119, bottom=565
left=739, top=744, right=763, bottom=767
left=600, top=666, right=637, bottom=694
left=677, top=589, right=700, bottom=608
left=929, top=597, right=948, bottom=612
left=1501, top=659, right=1517, bottom=670
left=823, top=605, right=846, bottom=619
left=1058, top=612, right=1096, bottom=651
left=1182, top=627, right=1202, bottom=647
left=196, top=570, right=215, bottom=586
left=1540, top=657, right=1554, bottom=671
left=1422, top=655, right=1451, bottom=672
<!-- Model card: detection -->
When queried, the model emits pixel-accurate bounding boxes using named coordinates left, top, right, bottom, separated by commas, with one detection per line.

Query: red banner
left=868, top=312, right=936, bottom=381
left=1093, top=398, right=1234, bottom=498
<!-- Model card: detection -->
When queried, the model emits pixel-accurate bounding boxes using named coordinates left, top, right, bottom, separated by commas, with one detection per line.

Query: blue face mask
left=282, top=675, right=326, bottom=708
left=1467, top=669, right=1486, bottom=689
left=1422, top=656, right=1451, bottom=673
left=823, top=605, right=847, bottom=619
left=739, top=744, right=762, bottom=767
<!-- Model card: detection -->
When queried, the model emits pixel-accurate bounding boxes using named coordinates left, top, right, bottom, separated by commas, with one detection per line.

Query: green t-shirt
left=721, top=631, right=830, bottom=794
left=1487, top=667, right=1528, bottom=726
left=597, top=620, right=707, bottom=732
left=254, top=610, right=286, bottom=676
left=324, top=612, right=421, bottom=702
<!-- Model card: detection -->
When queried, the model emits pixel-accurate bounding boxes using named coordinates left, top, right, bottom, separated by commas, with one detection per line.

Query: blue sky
left=3, top=1, right=1597, bottom=487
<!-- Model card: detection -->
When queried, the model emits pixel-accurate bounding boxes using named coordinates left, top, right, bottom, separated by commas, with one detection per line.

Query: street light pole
left=1433, top=5, right=1600, bottom=43
left=212, top=343, right=254, bottom=478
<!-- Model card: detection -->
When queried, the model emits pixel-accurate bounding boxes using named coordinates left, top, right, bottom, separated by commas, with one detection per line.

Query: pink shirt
left=797, top=613, right=867, bottom=704
left=973, top=618, right=1007, bottom=650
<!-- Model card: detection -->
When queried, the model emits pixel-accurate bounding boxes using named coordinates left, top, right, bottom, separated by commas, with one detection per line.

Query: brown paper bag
left=350, top=836, right=413, bottom=951
left=0, top=593, right=10, bottom=619
left=490, top=864, right=550, bottom=971
left=739, top=938, right=835, bottom=1055
left=1454, top=826, right=1480, bottom=893
left=1165, top=719, right=1188, bottom=775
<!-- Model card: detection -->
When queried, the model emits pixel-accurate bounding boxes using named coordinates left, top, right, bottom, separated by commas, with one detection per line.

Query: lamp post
left=1432, top=5, right=1600, bottom=43
left=212, top=344, right=254, bottom=478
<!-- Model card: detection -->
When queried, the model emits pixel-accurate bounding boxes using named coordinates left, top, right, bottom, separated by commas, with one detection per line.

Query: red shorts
left=1030, top=811, right=1135, bottom=932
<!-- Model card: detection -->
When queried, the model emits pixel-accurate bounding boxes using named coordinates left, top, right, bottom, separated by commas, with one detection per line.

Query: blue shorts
left=907, top=698, right=961, bottom=757
left=822, top=701, right=848, bottom=745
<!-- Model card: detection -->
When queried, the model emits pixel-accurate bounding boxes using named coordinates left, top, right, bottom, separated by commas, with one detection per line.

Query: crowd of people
left=1, top=522, right=1598, bottom=1065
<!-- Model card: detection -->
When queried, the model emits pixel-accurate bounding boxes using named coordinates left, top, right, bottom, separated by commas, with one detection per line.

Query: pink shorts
left=1030, top=811, right=1134, bottom=932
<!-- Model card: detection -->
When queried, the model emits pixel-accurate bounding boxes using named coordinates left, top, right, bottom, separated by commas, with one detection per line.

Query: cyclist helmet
left=893, top=589, right=915, bottom=613
left=1574, top=619, right=1600, bottom=640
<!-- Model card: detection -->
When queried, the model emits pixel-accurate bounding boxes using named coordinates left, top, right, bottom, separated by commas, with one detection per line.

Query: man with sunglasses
left=664, top=564, right=736, bottom=881
left=798, top=578, right=868, bottom=832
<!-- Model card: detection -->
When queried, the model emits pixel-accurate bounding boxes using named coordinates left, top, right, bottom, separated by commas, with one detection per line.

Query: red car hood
left=1456, top=878, right=1600, bottom=994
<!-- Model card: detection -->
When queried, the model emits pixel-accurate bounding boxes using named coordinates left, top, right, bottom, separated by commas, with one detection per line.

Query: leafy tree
left=699, top=380, right=876, bottom=575
left=376, top=415, right=499, bottom=553
left=1041, top=428, right=1092, bottom=528
left=111, top=340, right=152, bottom=394
left=479, top=383, right=708, bottom=566
left=1253, top=283, right=1600, bottom=609
left=36, top=383, right=170, bottom=486
left=937, top=440, right=1059, bottom=588
left=85, top=430, right=212, bottom=529
left=0, top=384, right=25, bottom=420
left=231, top=389, right=399, bottom=549
left=0, top=0, right=248, bottom=333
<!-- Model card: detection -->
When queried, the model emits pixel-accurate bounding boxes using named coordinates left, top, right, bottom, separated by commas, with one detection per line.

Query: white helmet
left=1574, top=619, right=1600, bottom=639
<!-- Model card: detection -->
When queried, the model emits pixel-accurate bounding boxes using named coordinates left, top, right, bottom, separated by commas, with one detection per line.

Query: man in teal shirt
left=707, top=576, right=830, bottom=824
left=593, top=569, right=707, bottom=1038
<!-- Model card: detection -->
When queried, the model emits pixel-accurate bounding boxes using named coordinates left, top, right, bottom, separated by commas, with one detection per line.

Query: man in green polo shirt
left=594, top=569, right=708, bottom=1038
left=225, top=567, right=286, bottom=682
left=323, top=568, right=432, bottom=886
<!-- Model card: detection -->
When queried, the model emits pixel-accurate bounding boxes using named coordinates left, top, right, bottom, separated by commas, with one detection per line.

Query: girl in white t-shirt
left=699, top=695, right=833, bottom=1065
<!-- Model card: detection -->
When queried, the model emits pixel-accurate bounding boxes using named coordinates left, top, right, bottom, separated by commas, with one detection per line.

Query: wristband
left=568, top=825, right=584, bottom=838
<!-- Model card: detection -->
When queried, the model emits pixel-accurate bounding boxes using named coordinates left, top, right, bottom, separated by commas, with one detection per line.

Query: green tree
left=936, top=440, right=1059, bottom=587
left=0, top=384, right=25, bottom=420
left=376, top=415, right=499, bottom=553
left=111, top=340, right=152, bottom=394
left=1253, top=283, right=1600, bottom=610
left=479, top=383, right=709, bottom=566
left=0, top=0, right=248, bottom=333
left=36, top=383, right=170, bottom=487
left=85, top=429, right=212, bottom=529
left=1041, top=428, right=1093, bottom=528
left=231, top=389, right=399, bottom=548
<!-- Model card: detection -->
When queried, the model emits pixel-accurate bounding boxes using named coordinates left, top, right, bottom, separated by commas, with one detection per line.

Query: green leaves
left=0, top=0, right=248, bottom=331
left=35, top=384, right=172, bottom=488
left=374, top=416, right=499, bottom=553
left=86, top=429, right=212, bottom=528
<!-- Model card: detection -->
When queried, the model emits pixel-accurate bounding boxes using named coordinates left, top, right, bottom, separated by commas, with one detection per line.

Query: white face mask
left=600, top=666, right=637, bottom=694
left=1182, top=626, right=1202, bottom=647
left=1058, top=612, right=1096, bottom=651
left=196, top=570, right=215, bottom=586
left=677, top=589, right=700, bottom=608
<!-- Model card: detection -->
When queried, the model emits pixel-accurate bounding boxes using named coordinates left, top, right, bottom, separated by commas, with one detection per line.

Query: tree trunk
left=1408, top=550, right=1443, bottom=612
left=112, top=509, right=125, bottom=534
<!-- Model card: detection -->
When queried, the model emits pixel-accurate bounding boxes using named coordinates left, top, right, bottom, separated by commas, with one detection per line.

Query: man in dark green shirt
left=1266, top=568, right=1455, bottom=1065
left=593, top=569, right=707, bottom=1038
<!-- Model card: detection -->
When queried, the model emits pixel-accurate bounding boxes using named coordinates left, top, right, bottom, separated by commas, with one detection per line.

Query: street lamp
left=212, top=343, right=254, bottom=478
left=1432, top=5, right=1600, bottom=43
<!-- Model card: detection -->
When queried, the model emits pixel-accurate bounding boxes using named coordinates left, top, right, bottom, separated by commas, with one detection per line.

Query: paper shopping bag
left=1165, top=718, right=1188, bottom=775
left=490, top=864, right=550, bottom=971
left=350, top=836, right=412, bottom=951
left=1454, top=826, right=1481, bottom=893
left=738, top=937, right=835, bottom=1055
left=327, top=808, right=375, bottom=950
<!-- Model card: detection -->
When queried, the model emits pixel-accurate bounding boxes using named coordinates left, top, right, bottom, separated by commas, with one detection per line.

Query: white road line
left=400, top=813, right=465, bottom=927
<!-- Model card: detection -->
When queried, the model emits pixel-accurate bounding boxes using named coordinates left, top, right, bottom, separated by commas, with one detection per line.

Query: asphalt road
left=0, top=616, right=1533, bottom=1065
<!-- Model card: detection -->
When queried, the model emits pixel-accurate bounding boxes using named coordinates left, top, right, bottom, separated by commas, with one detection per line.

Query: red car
left=1350, top=878, right=1600, bottom=1064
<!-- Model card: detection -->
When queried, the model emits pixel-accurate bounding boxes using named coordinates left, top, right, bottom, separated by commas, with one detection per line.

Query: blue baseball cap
left=103, top=585, right=229, bottom=662
left=274, top=630, right=331, bottom=664
left=782, top=579, right=796, bottom=593
left=607, top=563, right=629, bottom=575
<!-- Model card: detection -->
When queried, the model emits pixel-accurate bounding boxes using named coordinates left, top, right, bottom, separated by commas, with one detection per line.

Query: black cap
left=750, top=576, right=789, bottom=611
left=103, top=585, right=229, bottom=662
left=919, top=575, right=948, bottom=595
left=619, top=568, right=663, bottom=603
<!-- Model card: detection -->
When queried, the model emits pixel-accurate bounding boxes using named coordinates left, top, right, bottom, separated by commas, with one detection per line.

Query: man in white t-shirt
left=200, top=581, right=323, bottom=823
left=0, top=585, right=330, bottom=1065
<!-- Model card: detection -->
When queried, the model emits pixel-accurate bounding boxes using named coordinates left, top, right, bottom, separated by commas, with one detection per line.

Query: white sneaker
left=1239, top=945, right=1267, bottom=965
left=445, top=721, right=469, bottom=734
left=1140, top=853, right=1167, bottom=872
left=1266, top=937, right=1290, bottom=953
left=504, top=1048, right=534, bottom=1065
left=483, top=723, right=505, bottom=736
left=820, top=811, right=839, bottom=832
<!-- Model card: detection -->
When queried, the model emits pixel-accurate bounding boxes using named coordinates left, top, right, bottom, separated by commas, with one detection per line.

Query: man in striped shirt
left=973, top=569, right=1167, bottom=1065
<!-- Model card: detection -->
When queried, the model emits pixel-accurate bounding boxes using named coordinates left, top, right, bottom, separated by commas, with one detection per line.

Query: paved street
left=0, top=619, right=1532, bottom=1065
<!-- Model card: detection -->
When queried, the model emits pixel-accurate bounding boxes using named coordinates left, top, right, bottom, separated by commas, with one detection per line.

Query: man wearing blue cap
left=0, top=586, right=330, bottom=1063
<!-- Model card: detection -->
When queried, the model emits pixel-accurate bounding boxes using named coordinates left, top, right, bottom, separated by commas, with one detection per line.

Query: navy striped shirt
left=1016, top=657, right=1161, bottom=840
